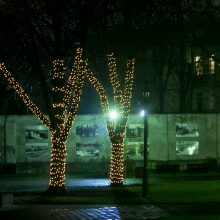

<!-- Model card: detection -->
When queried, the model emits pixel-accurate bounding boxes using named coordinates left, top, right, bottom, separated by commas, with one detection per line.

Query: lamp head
left=140, top=109, right=148, bottom=117
left=140, top=110, right=145, bottom=117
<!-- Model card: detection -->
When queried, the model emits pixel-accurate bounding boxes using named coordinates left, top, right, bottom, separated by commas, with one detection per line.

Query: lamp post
left=141, top=90, right=150, bottom=198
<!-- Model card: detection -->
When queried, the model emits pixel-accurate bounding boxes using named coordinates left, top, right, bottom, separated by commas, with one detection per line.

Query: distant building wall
left=0, top=116, right=4, bottom=165
left=0, top=114, right=219, bottom=174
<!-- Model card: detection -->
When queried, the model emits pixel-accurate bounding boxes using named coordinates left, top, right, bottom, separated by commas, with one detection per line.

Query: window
left=194, top=56, right=203, bottom=75
left=209, top=56, right=215, bottom=74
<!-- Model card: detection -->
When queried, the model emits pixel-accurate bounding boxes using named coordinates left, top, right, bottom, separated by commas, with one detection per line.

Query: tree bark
left=47, top=136, right=67, bottom=193
left=110, top=140, right=124, bottom=186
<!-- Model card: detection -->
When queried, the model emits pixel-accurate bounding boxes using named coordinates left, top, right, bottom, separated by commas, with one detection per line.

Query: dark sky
left=1, top=0, right=220, bottom=114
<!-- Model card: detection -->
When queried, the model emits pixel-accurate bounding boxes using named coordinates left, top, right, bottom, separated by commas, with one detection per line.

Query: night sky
left=1, top=0, right=220, bottom=114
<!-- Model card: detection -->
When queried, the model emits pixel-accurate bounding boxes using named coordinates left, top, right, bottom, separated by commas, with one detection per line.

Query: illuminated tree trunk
left=0, top=48, right=85, bottom=193
left=85, top=54, right=135, bottom=186
left=48, top=136, right=67, bottom=192
left=109, top=135, right=125, bottom=186
left=47, top=50, right=85, bottom=192
left=47, top=58, right=67, bottom=192
left=108, top=115, right=128, bottom=186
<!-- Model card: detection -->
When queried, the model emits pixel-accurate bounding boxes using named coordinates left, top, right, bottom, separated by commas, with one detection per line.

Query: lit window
left=194, top=56, right=203, bottom=75
left=209, top=56, right=215, bottom=74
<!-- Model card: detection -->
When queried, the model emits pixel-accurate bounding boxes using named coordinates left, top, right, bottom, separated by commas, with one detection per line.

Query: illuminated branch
left=62, top=48, right=84, bottom=116
left=48, top=48, right=86, bottom=190
left=0, top=48, right=87, bottom=192
left=107, top=53, right=121, bottom=93
left=0, top=63, right=51, bottom=129
left=60, top=50, right=87, bottom=140
left=85, top=69, right=114, bottom=134
left=50, top=59, right=66, bottom=132
left=50, top=49, right=85, bottom=129
left=107, top=53, right=124, bottom=109
left=61, top=72, right=85, bottom=141
left=123, top=59, right=135, bottom=112
left=85, top=70, right=109, bottom=113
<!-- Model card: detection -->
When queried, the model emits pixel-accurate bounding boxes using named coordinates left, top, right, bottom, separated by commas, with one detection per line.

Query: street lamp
left=141, top=90, right=150, bottom=198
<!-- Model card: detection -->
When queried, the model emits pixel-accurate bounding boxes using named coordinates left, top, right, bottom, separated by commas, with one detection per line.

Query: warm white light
left=0, top=48, right=86, bottom=191
left=109, top=110, right=119, bottom=120
left=85, top=54, right=135, bottom=186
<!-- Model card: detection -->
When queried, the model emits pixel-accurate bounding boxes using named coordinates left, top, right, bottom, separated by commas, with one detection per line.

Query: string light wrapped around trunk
left=0, top=48, right=86, bottom=193
left=85, top=54, right=135, bottom=186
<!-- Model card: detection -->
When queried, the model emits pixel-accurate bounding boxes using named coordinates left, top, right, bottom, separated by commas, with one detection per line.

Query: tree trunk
left=110, top=137, right=124, bottom=186
left=47, top=135, right=67, bottom=193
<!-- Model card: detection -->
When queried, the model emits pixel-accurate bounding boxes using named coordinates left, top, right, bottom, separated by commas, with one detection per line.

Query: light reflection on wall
left=176, top=120, right=199, bottom=156
left=176, top=141, right=199, bottom=155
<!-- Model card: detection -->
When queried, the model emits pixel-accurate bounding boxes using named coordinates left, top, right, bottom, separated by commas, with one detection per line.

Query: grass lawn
left=159, top=216, right=220, bottom=220
left=148, top=178, right=220, bottom=219
left=148, top=179, right=220, bottom=203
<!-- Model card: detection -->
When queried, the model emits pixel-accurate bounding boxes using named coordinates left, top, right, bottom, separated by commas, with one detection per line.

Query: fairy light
left=48, top=49, right=86, bottom=190
left=52, top=103, right=65, bottom=108
left=48, top=58, right=66, bottom=189
left=0, top=63, right=51, bottom=129
left=85, top=54, right=135, bottom=186
left=0, top=48, right=86, bottom=192
left=60, top=48, right=86, bottom=141
left=52, top=86, right=65, bottom=92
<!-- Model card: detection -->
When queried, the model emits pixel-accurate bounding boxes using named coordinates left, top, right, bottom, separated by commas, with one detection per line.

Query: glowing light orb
left=109, top=110, right=119, bottom=120
left=140, top=110, right=146, bottom=117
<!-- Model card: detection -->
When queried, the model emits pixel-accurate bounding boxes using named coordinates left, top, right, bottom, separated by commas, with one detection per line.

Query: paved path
left=1, top=204, right=170, bottom=220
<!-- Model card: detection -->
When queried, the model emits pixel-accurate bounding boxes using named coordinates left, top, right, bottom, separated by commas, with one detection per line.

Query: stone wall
left=0, top=114, right=219, bottom=174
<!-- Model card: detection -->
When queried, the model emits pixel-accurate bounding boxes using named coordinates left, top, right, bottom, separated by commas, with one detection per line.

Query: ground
left=0, top=173, right=220, bottom=219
